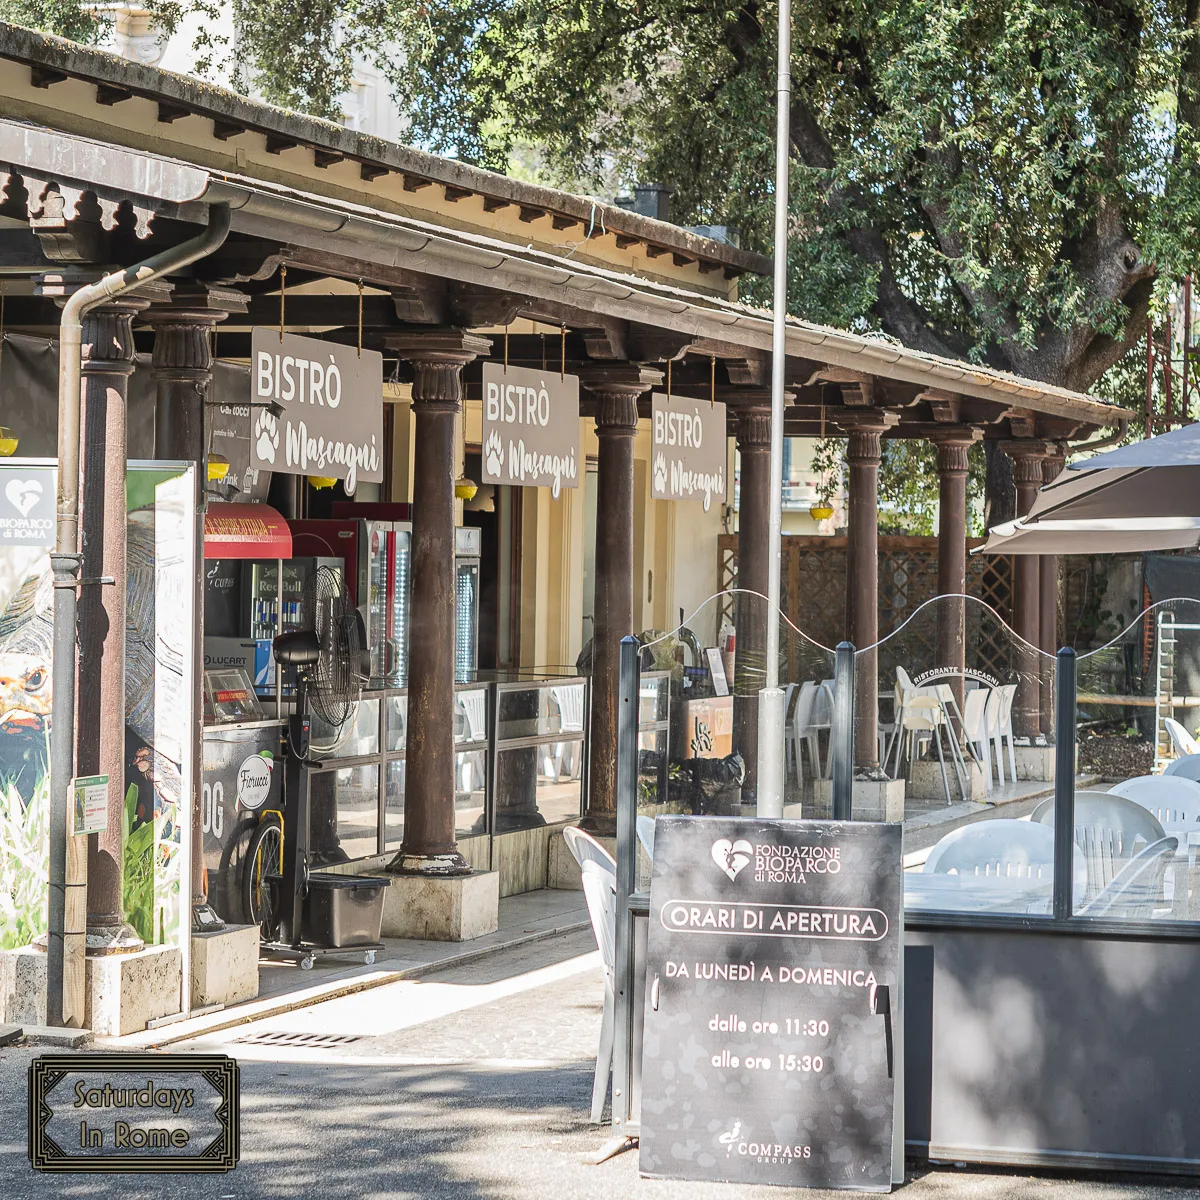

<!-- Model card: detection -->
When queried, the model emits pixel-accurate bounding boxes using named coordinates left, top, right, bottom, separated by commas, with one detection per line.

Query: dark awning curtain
left=1144, top=553, right=1200, bottom=605
left=1, top=331, right=250, bottom=469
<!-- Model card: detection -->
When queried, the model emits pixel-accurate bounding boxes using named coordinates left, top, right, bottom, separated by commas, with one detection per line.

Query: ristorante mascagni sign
left=250, top=330, right=383, bottom=494
left=639, top=817, right=902, bottom=1192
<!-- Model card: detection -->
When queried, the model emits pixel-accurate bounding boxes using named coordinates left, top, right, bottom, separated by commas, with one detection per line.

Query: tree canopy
left=9, top=0, right=1200, bottom=527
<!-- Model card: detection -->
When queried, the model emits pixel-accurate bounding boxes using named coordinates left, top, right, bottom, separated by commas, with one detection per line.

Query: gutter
left=47, top=203, right=232, bottom=1028
left=208, top=174, right=1126, bottom=425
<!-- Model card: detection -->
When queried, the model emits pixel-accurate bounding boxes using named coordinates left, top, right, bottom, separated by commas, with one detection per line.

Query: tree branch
left=789, top=97, right=968, bottom=359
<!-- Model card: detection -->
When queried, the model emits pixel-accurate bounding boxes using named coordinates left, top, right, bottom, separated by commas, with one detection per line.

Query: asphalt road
left=2, top=929, right=1200, bottom=1200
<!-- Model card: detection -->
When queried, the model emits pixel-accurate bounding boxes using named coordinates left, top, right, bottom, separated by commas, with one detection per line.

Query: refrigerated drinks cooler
left=288, top=518, right=480, bottom=686
left=455, top=526, right=481, bottom=682
left=290, top=518, right=409, bottom=686
left=204, top=556, right=343, bottom=697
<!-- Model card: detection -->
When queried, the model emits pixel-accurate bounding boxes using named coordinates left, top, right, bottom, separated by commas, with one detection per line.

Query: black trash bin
left=302, top=873, right=389, bottom=948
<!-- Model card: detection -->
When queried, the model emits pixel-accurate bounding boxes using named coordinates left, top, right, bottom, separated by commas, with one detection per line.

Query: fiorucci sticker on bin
left=28, top=1054, right=239, bottom=1173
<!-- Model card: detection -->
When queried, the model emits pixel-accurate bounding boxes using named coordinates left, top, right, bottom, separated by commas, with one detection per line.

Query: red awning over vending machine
left=203, top=503, right=293, bottom=559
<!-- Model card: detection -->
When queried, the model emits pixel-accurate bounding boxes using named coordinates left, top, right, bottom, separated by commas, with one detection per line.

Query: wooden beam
left=552, top=214, right=581, bottom=231
left=519, top=206, right=547, bottom=223
left=444, top=184, right=473, bottom=202
left=359, top=162, right=391, bottom=182
left=212, top=119, right=247, bottom=141
left=614, top=234, right=639, bottom=249
left=645, top=245, right=669, bottom=259
left=265, top=134, right=300, bottom=155
left=158, top=102, right=191, bottom=124
left=402, top=175, right=433, bottom=192
left=482, top=197, right=512, bottom=213
left=29, top=66, right=67, bottom=89
left=96, top=83, right=132, bottom=105
left=313, top=149, right=345, bottom=168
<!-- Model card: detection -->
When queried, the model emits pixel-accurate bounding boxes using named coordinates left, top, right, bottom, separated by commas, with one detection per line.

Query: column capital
left=998, top=439, right=1056, bottom=486
left=144, top=288, right=246, bottom=374
left=736, top=408, right=772, bottom=449
left=929, top=426, right=983, bottom=476
left=578, top=362, right=663, bottom=397
left=386, top=329, right=492, bottom=409
left=580, top=363, right=662, bottom=430
left=1042, top=444, right=1067, bottom=484
left=840, top=410, right=900, bottom=464
left=80, top=299, right=148, bottom=374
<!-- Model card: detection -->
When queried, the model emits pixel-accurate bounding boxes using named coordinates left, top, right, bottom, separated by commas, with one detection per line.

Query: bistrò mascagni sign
left=250, top=330, right=383, bottom=495
left=650, top=392, right=727, bottom=511
left=481, top=362, right=579, bottom=497
left=640, top=817, right=902, bottom=1192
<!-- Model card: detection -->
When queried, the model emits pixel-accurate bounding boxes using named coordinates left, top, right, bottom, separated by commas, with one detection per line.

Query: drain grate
left=234, top=1030, right=362, bottom=1048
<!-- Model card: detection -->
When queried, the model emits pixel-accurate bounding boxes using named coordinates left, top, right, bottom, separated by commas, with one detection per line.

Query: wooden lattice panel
left=718, top=535, right=1015, bottom=683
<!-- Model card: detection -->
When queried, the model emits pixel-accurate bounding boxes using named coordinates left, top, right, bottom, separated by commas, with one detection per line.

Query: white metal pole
left=756, top=0, right=791, bottom=818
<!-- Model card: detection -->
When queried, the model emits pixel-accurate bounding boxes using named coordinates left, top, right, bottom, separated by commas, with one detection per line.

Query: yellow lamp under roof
left=309, top=476, right=337, bottom=490
left=809, top=503, right=834, bottom=521
left=455, top=476, right=478, bottom=501
left=0, top=427, right=18, bottom=457
left=207, top=456, right=231, bottom=482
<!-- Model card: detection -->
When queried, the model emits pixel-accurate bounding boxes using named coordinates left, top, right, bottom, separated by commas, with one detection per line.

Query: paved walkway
left=7, top=931, right=1198, bottom=1198
left=99, top=779, right=1081, bottom=1048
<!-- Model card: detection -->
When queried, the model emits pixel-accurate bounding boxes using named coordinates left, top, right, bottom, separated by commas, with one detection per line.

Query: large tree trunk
left=984, top=441, right=1016, bottom=529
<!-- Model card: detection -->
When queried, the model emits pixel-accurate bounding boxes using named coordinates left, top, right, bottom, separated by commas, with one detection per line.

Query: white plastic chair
left=457, top=690, right=487, bottom=793
left=792, top=681, right=830, bottom=782
left=1165, top=717, right=1200, bottom=758
left=579, top=860, right=617, bottom=1121
left=1164, top=753, right=1200, bottom=783
left=1110, top=775, right=1200, bottom=864
left=1077, top=836, right=1178, bottom=919
left=782, top=682, right=797, bottom=781
left=987, top=683, right=1017, bottom=786
left=960, top=687, right=993, bottom=794
left=923, top=818, right=1086, bottom=905
left=888, top=671, right=954, bottom=801
left=549, top=684, right=586, bottom=781
left=1033, top=790, right=1168, bottom=902
left=636, top=814, right=655, bottom=862
left=563, top=826, right=616, bottom=878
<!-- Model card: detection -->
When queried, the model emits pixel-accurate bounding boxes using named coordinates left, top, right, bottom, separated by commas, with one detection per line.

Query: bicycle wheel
left=242, top=815, right=283, bottom=939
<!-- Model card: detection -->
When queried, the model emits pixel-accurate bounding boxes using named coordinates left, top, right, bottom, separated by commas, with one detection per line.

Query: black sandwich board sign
left=639, top=817, right=902, bottom=1192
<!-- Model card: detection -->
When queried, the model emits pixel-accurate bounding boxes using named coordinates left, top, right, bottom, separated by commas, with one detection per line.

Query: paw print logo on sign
left=653, top=451, right=668, bottom=495
left=255, top=408, right=279, bottom=465
left=484, top=429, right=504, bottom=479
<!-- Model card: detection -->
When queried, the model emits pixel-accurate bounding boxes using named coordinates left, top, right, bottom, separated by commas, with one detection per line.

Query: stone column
left=1000, top=441, right=1051, bottom=739
left=144, top=287, right=244, bottom=930
left=385, top=331, right=491, bottom=874
left=579, top=364, right=661, bottom=836
left=841, top=412, right=899, bottom=773
left=1040, top=447, right=1065, bottom=735
left=77, top=299, right=146, bottom=951
left=931, top=428, right=981, bottom=713
left=724, top=391, right=773, bottom=805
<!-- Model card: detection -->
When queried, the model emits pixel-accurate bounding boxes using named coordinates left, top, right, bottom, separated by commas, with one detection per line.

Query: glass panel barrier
left=868, top=595, right=1056, bottom=918
left=492, top=678, right=585, bottom=832
left=1067, top=597, right=1200, bottom=924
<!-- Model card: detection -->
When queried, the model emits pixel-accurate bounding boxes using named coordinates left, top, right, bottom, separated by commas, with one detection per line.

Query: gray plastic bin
left=302, top=873, right=388, bottom=948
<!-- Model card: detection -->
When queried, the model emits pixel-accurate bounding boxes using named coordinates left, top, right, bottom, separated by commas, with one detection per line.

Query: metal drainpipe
left=46, top=204, right=231, bottom=1027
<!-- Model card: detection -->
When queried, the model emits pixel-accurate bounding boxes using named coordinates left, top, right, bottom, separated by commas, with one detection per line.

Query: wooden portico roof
left=0, top=24, right=1131, bottom=444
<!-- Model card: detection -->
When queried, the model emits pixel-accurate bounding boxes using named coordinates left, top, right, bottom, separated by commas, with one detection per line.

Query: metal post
left=1053, top=647, right=1076, bottom=921
left=611, top=635, right=640, bottom=1130
left=758, top=0, right=790, bottom=817
left=831, top=642, right=856, bottom=821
